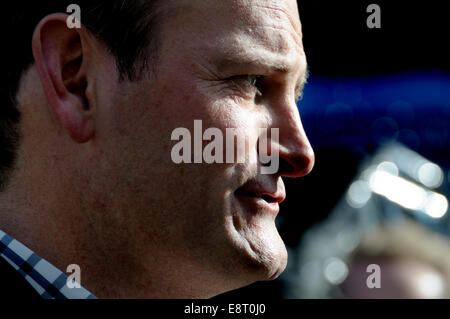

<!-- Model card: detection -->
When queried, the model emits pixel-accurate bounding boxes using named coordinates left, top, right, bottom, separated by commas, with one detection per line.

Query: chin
left=260, top=244, right=288, bottom=281
left=236, top=227, right=289, bottom=282
left=224, top=192, right=288, bottom=284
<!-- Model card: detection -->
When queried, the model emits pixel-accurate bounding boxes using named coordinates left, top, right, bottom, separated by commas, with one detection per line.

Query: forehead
left=163, top=0, right=305, bottom=68
left=202, top=0, right=303, bottom=37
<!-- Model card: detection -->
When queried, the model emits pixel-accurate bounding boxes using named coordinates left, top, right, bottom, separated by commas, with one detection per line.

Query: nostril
left=277, top=158, right=295, bottom=175
left=277, top=148, right=315, bottom=178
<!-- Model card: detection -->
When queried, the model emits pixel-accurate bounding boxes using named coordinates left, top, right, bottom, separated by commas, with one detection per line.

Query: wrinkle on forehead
left=163, top=0, right=306, bottom=75
left=235, top=25, right=304, bottom=63
left=234, top=0, right=303, bottom=47
left=166, top=0, right=303, bottom=47
left=210, top=1, right=304, bottom=66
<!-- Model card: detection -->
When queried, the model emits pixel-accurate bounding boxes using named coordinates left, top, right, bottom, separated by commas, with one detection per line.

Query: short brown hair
left=0, top=1, right=164, bottom=190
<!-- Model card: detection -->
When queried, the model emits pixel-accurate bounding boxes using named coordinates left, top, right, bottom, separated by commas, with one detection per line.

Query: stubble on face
left=93, top=0, right=308, bottom=297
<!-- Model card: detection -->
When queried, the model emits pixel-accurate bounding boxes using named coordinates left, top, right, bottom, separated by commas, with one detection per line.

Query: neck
left=0, top=154, right=106, bottom=296
left=0, top=154, right=231, bottom=298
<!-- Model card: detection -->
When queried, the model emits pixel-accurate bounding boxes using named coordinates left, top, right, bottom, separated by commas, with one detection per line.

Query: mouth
left=234, top=185, right=285, bottom=214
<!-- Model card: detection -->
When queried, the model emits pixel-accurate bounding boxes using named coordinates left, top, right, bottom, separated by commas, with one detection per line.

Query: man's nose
left=270, top=103, right=315, bottom=178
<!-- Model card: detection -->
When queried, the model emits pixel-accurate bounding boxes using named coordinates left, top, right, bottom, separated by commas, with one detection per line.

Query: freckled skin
left=0, top=0, right=314, bottom=298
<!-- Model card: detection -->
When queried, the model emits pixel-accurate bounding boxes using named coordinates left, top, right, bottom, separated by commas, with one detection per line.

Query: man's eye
left=228, top=75, right=264, bottom=98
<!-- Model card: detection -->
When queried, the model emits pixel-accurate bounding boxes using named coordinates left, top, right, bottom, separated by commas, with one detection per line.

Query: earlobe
left=32, top=13, right=95, bottom=144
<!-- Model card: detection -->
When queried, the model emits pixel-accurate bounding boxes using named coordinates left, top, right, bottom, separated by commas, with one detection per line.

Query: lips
left=235, top=182, right=286, bottom=214
left=235, top=188, right=285, bottom=204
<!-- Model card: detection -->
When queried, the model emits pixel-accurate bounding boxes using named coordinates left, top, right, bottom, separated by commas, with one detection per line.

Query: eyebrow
left=214, top=53, right=309, bottom=100
left=216, top=54, right=291, bottom=73
left=295, top=66, right=309, bottom=101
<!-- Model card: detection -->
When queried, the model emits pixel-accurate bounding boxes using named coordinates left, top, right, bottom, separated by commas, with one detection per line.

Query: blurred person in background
left=339, top=219, right=450, bottom=299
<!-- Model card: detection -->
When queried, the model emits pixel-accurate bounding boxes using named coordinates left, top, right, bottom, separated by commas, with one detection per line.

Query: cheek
left=203, top=97, right=262, bottom=146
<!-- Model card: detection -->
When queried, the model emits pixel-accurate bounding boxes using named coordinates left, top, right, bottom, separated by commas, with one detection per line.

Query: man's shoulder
left=0, top=256, right=41, bottom=299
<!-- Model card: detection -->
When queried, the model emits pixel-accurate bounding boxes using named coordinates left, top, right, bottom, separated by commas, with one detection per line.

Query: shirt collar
left=0, top=230, right=97, bottom=299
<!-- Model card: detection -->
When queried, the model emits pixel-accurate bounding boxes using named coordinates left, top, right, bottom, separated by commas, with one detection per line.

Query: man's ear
left=32, top=13, right=95, bottom=143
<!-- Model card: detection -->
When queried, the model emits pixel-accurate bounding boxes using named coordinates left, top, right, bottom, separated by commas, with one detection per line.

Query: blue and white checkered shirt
left=0, top=230, right=97, bottom=299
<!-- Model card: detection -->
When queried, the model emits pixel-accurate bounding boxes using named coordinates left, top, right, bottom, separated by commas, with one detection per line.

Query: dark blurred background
left=216, top=0, right=450, bottom=299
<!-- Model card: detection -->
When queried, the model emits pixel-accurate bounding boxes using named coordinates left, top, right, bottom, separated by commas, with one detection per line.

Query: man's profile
left=0, top=0, right=314, bottom=298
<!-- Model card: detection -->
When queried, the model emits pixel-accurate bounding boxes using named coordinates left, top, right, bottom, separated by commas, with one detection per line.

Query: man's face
left=92, top=0, right=313, bottom=296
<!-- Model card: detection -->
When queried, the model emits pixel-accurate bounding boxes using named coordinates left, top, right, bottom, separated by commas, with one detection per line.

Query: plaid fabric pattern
left=0, top=230, right=97, bottom=299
